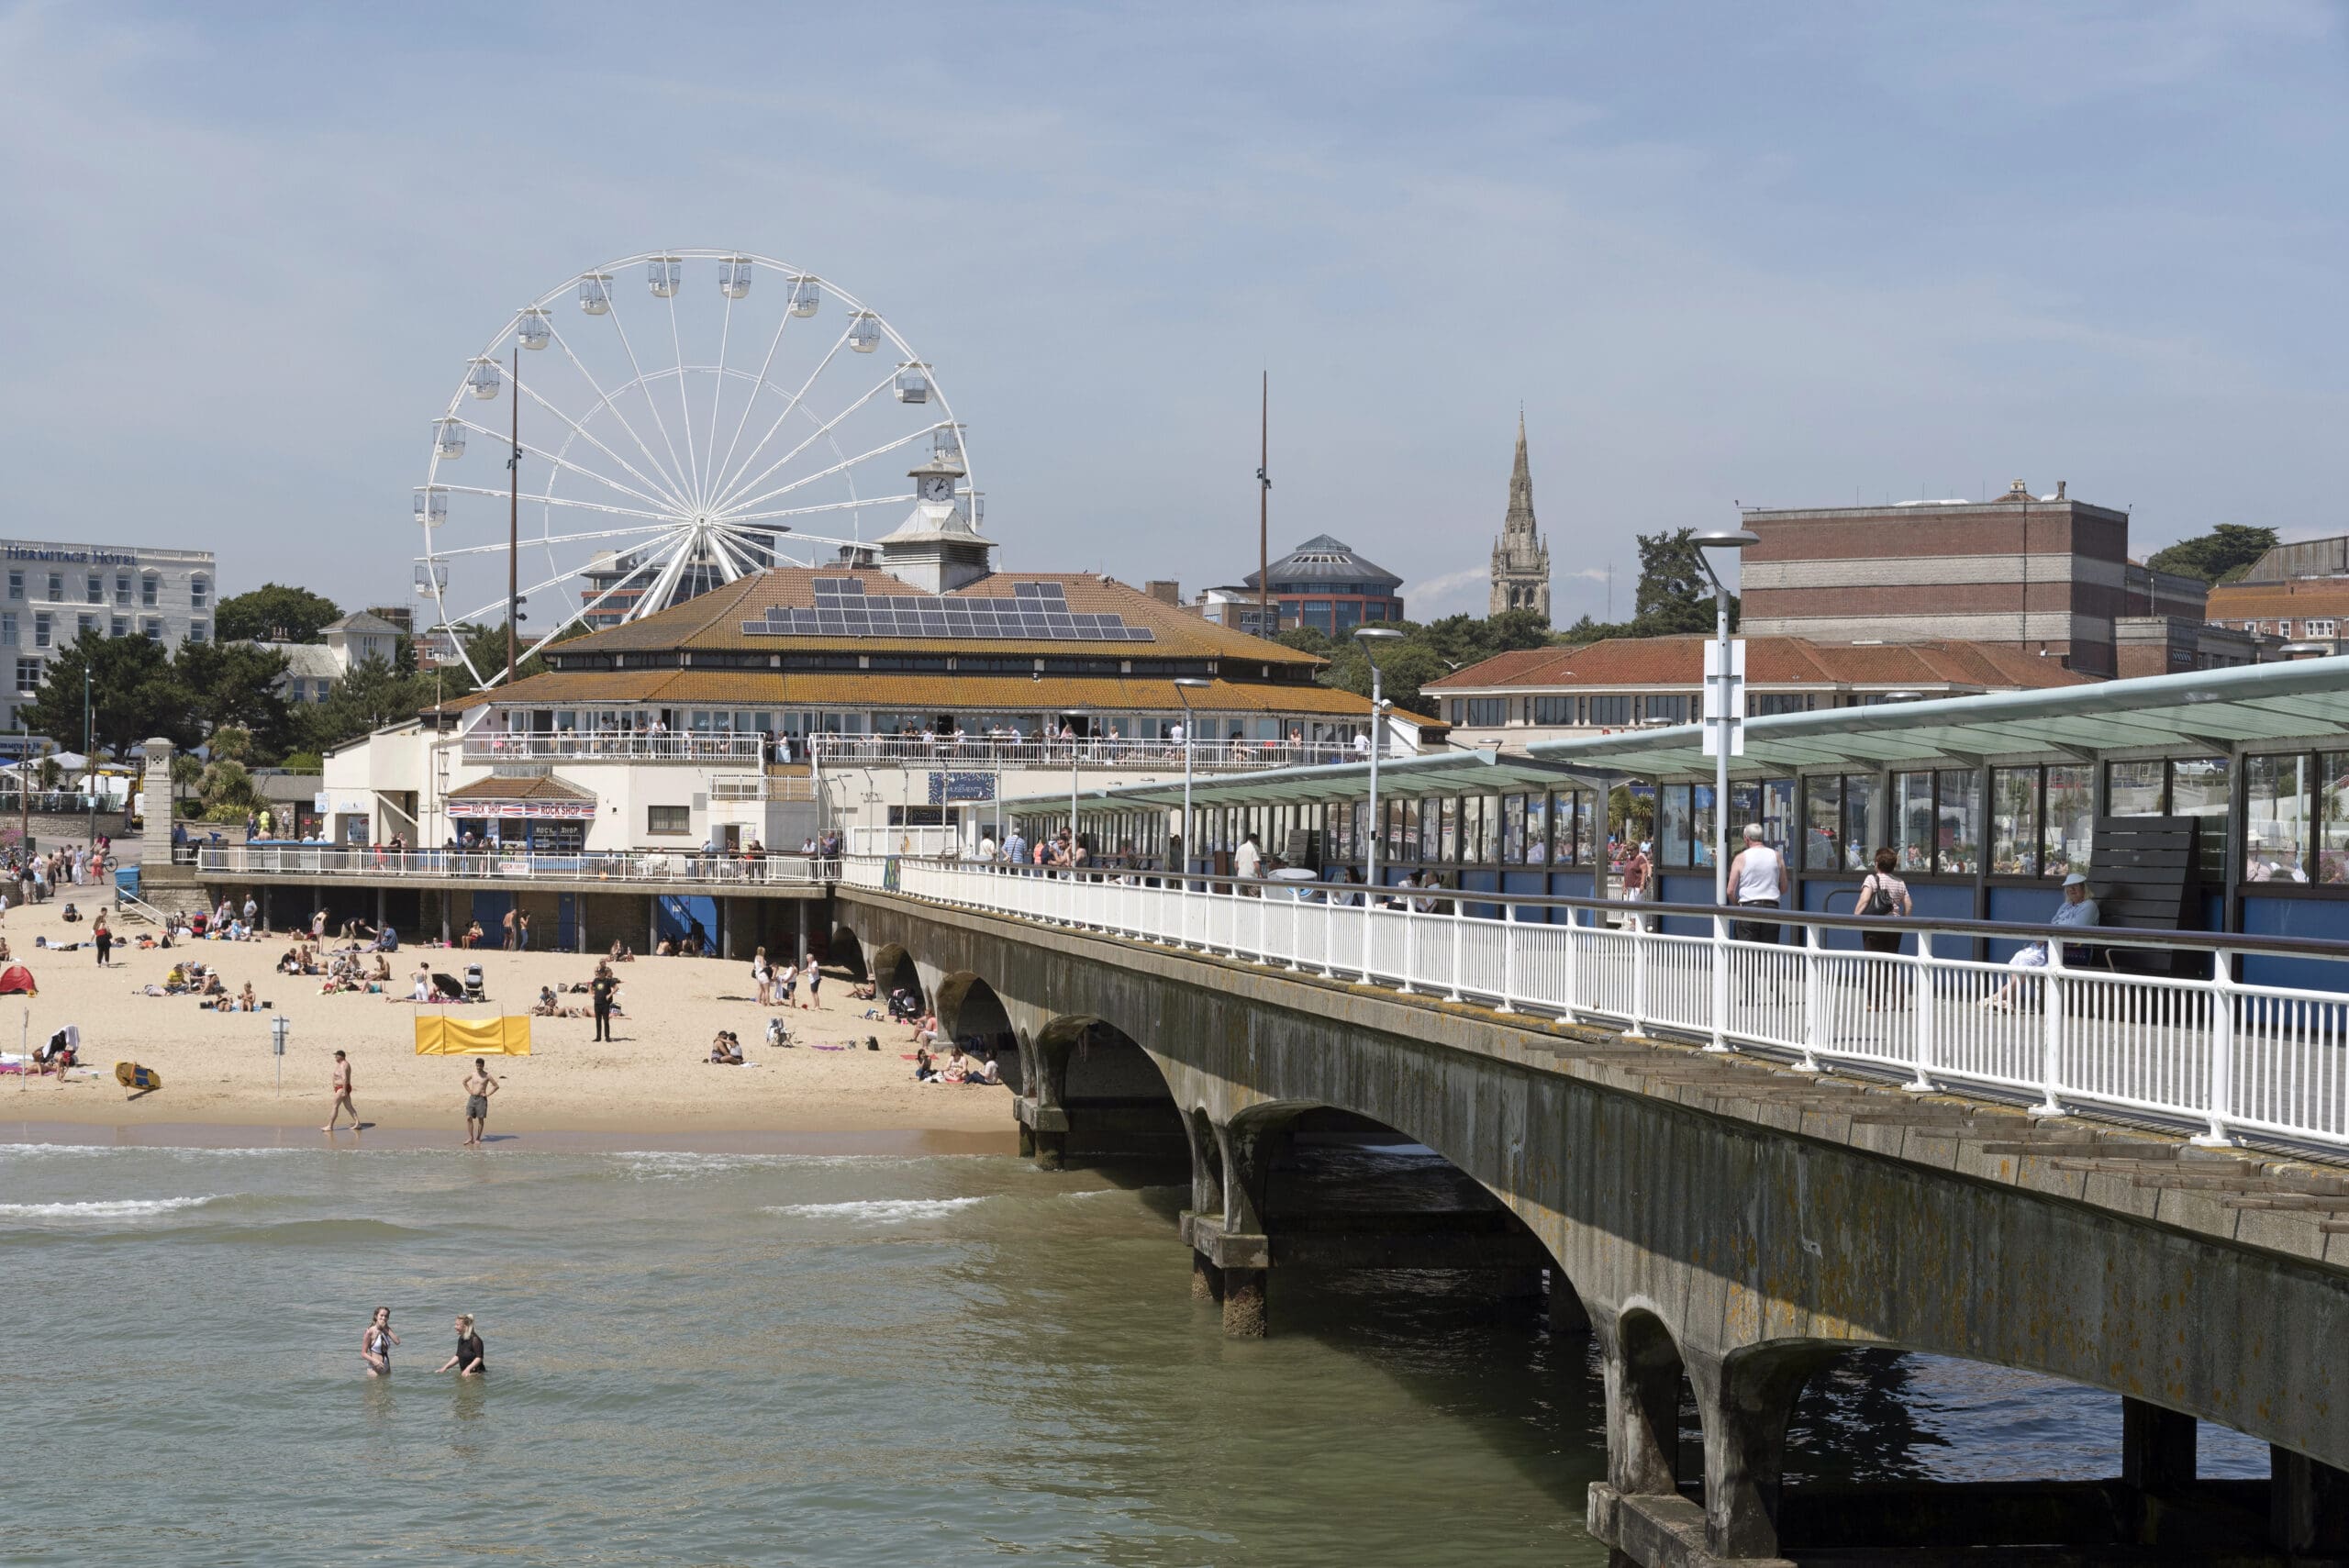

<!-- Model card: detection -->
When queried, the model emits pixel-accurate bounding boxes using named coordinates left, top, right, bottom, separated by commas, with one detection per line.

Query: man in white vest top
left=1725, top=823, right=1788, bottom=947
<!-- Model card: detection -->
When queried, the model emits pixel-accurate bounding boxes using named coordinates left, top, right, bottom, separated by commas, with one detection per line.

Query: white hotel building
left=0, top=539, right=217, bottom=745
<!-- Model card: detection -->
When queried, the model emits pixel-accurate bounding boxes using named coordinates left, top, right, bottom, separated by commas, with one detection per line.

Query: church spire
left=1489, top=408, right=1551, bottom=625
left=1504, top=407, right=1534, bottom=537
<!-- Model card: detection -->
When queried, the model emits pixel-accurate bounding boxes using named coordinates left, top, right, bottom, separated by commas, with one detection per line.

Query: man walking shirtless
left=323, top=1049, right=359, bottom=1131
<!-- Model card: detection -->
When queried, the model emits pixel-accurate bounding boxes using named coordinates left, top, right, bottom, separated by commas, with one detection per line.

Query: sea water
left=0, top=1136, right=2269, bottom=1565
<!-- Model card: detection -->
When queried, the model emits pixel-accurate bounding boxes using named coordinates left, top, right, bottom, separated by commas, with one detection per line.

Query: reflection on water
left=0, top=1140, right=2266, bottom=1566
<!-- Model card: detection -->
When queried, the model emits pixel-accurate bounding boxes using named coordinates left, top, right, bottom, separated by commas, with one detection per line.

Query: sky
left=2, top=1, right=2343, bottom=628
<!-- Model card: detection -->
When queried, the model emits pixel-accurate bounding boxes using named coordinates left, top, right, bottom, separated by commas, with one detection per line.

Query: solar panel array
left=740, top=579, right=1156, bottom=642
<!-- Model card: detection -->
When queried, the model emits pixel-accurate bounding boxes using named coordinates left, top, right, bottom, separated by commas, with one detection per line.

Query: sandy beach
left=0, top=892, right=1016, bottom=1139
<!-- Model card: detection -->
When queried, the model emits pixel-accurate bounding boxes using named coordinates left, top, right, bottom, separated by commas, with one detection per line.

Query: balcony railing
left=849, top=856, right=2349, bottom=1153
left=197, top=844, right=835, bottom=887
left=809, top=735, right=1385, bottom=771
left=459, top=733, right=767, bottom=763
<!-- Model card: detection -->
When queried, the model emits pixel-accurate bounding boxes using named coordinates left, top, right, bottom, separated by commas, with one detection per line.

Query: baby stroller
left=462, top=964, right=486, bottom=1003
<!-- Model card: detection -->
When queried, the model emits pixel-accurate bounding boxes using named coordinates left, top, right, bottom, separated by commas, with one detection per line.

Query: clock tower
left=876, top=445, right=996, bottom=593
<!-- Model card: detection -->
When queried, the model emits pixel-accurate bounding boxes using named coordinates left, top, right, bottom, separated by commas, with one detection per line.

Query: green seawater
left=0, top=1134, right=2270, bottom=1565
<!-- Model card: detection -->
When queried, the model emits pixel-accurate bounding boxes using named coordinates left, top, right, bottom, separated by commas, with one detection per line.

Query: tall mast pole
left=1256, top=372, right=1270, bottom=639
left=507, top=346, right=520, bottom=685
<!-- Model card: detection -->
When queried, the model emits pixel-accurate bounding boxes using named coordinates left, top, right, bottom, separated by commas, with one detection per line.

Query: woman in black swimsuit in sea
left=437, top=1314, right=486, bottom=1377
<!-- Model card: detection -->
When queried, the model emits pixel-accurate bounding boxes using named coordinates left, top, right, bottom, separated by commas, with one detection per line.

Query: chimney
left=2054, top=480, right=2066, bottom=500
left=1145, top=579, right=1181, bottom=606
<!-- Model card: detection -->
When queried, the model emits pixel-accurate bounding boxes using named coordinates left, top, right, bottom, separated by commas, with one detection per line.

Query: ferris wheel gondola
left=414, top=249, right=972, bottom=689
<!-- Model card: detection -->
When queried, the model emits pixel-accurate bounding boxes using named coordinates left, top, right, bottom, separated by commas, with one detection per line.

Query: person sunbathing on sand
left=236, top=983, right=260, bottom=1013
left=912, top=1046, right=937, bottom=1082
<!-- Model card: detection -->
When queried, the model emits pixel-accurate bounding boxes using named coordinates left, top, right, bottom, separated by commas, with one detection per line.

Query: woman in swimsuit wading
left=362, top=1306, right=400, bottom=1377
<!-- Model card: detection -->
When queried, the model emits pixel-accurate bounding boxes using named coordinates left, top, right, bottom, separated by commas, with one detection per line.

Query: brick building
left=2205, top=534, right=2349, bottom=652
left=1737, top=481, right=2207, bottom=678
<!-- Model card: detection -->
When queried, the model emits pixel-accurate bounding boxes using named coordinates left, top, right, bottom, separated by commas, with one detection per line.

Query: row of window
left=1449, top=693, right=1817, bottom=727
left=5, top=568, right=206, bottom=610
left=1, top=612, right=202, bottom=651
left=2237, top=618, right=2339, bottom=639
left=1292, top=599, right=1403, bottom=635
left=504, top=707, right=1362, bottom=743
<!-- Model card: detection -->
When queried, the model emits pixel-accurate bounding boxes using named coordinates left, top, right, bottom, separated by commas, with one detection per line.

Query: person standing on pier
left=1726, top=824, right=1788, bottom=946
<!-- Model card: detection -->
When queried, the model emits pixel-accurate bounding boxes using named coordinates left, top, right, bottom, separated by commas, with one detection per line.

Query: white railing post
left=1361, top=891, right=1376, bottom=984
left=1399, top=906, right=1418, bottom=995
left=1905, top=929, right=1936, bottom=1092
left=1497, top=897, right=1517, bottom=1014
left=1706, top=913, right=1731, bottom=1052
left=1448, top=896, right=1464, bottom=1002
left=2032, top=938, right=2068, bottom=1118
left=1630, top=921, right=1650, bottom=1036
left=1559, top=904, right=1579, bottom=1024
left=2193, top=948, right=2239, bottom=1147
left=1798, top=921, right=1823, bottom=1073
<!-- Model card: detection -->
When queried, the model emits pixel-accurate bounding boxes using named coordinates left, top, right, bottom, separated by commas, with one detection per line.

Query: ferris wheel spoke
left=597, top=291, right=697, bottom=519
left=425, top=484, right=679, bottom=524
left=710, top=371, right=907, bottom=516
left=718, top=494, right=918, bottom=524
left=427, top=519, right=682, bottom=561
left=718, top=420, right=939, bottom=517
left=539, top=321, right=693, bottom=506
left=711, top=303, right=797, bottom=509
left=509, top=368, right=693, bottom=513
left=631, top=530, right=704, bottom=620
left=705, top=320, right=856, bottom=514
left=702, top=285, right=739, bottom=510
left=663, top=288, right=703, bottom=508
left=449, top=418, right=676, bottom=513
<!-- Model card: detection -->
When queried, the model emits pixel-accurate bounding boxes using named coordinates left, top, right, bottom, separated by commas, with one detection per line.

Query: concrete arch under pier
left=844, top=884, right=2349, bottom=1564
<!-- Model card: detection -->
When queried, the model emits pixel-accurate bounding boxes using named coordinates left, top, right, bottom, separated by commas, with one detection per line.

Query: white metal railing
left=811, top=735, right=1385, bottom=771
left=850, top=856, right=2349, bottom=1152
left=460, top=733, right=766, bottom=763
left=847, top=825, right=959, bottom=859
left=707, top=773, right=820, bottom=802
left=198, top=845, right=836, bottom=887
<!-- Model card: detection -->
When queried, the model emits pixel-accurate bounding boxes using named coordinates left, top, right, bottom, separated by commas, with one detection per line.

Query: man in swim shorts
left=462, top=1057, right=498, bottom=1147
left=323, top=1049, right=358, bottom=1131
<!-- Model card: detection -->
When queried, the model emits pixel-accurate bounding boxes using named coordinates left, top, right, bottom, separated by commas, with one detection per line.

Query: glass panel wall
left=1990, top=767, right=2038, bottom=877
left=1803, top=777, right=1842, bottom=870
left=1691, top=783, right=1717, bottom=869
left=1895, top=773, right=1934, bottom=873
left=1843, top=774, right=1883, bottom=871
left=1936, top=769, right=1980, bottom=874
left=2043, top=765, right=2091, bottom=878
left=2170, top=758, right=2231, bottom=877
left=2322, top=754, right=2349, bottom=885
left=2245, top=753, right=2308, bottom=883
left=1662, top=785, right=1693, bottom=868
left=2108, top=761, right=2165, bottom=817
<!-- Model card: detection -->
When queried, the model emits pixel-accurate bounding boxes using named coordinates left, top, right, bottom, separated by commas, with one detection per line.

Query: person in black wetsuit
left=590, top=962, right=618, bottom=1041
left=437, top=1314, right=486, bottom=1376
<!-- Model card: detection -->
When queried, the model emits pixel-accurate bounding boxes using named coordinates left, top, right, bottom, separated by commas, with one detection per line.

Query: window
left=2169, top=758, right=2231, bottom=876
left=6, top=571, right=19, bottom=598
left=2107, top=760, right=2165, bottom=817
left=0, top=614, right=12, bottom=647
left=14, top=659, right=38, bottom=697
left=646, top=805, right=691, bottom=836
left=1501, top=794, right=1528, bottom=863
left=1334, top=599, right=1363, bottom=631
left=1936, top=769, right=1980, bottom=874
left=1690, top=782, right=1717, bottom=868
left=2308, top=619, right=2338, bottom=639
left=140, top=573, right=158, bottom=608
left=33, top=613, right=50, bottom=649
left=2321, top=754, right=2349, bottom=885
left=1572, top=790, right=1597, bottom=866
left=1661, top=784, right=1693, bottom=867
left=2043, top=765, right=2092, bottom=878
left=45, top=573, right=61, bottom=601
left=2245, top=754, right=2308, bottom=883
left=1803, top=776, right=1842, bottom=870
left=141, top=618, right=161, bottom=640
left=1586, top=695, right=1631, bottom=727
left=1523, top=793, right=1547, bottom=863
left=1643, top=695, right=1688, bottom=724
left=1990, top=768, right=2039, bottom=877
left=1751, top=693, right=1811, bottom=717
left=115, top=573, right=131, bottom=606
left=84, top=573, right=101, bottom=605
left=190, top=575, right=209, bottom=610
left=1894, top=772, right=1935, bottom=873
left=187, top=621, right=207, bottom=644
left=1301, top=601, right=1333, bottom=635
left=1842, top=774, right=1883, bottom=872
left=110, top=616, right=128, bottom=639
left=76, top=615, right=94, bottom=639
left=1531, top=695, right=1575, bottom=726
left=1462, top=697, right=1507, bottom=727
left=1436, top=795, right=1458, bottom=862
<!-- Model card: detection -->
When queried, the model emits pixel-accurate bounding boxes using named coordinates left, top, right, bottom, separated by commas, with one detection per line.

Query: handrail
left=811, top=736, right=1383, bottom=770
left=195, top=845, right=839, bottom=887
left=847, top=855, right=2349, bottom=1151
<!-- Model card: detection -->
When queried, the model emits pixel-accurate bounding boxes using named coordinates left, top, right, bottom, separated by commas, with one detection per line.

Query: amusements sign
left=928, top=772, right=996, bottom=805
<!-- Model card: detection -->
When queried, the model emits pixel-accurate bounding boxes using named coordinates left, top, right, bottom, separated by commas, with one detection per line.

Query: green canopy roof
left=1003, top=749, right=1598, bottom=817
left=1525, top=654, right=2349, bottom=781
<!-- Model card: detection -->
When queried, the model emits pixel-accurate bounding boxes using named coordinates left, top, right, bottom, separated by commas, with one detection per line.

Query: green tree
left=1558, top=529, right=1741, bottom=642
left=196, top=757, right=261, bottom=821
left=216, top=583, right=342, bottom=644
left=296, top=655, right=438, bottom=754
left=18, top=632, right=197, bottom=759
left=2147, top=524, right=2278, bottom=586
left=174, top=639, right=294, bottom=758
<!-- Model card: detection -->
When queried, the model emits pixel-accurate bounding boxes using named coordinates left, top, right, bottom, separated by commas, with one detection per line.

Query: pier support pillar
left=1548, top=1273, right=1591, bottom=1333
left=2122, top=1398, right=2197, bottom=1494
left=2270, top=1446, right=2349, bottom=1554
left=796, top=898, right=807, bottom=967
left=1220, top=1268, right=1267, bottom=1337
left=1598, top=1316, right=1685, bottom=1501
left=1191, top=1251, right=1224, bottom=1304
left=1688, top=1349, right=1826, bottom=1562
left=1030, top=1129, right=1066, bottom=1171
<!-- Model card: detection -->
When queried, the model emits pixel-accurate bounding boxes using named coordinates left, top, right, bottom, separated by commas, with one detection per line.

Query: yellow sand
left=0, top=894, right=1008, bottom=1136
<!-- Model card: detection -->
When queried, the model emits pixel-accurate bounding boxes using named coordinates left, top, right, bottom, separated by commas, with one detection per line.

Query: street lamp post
left=1354, top=628, right=1403, bottom=977
left=1173, top=678, right=1211, bottom=886
left=1691, top=528, right=1758, bottom=1054
left=83, top=662, right=96, bottom=856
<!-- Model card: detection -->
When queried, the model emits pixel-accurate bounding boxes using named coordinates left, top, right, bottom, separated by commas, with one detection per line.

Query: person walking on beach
left=437, top=1314, right=486, bottom=1377
left=462, top=1057, right=498, bottom=1146
left=590, top=962, right=617, bottom=1041
left=361, top=1306, right=399, bottom=1377
left=92, top=911, right=111, bottom=966
left=517, top=909, right=530, bottom=951
left=500, top=907, right=517, bottom=951
left=323, top=1050, right=358, bottom=1131
left=798, top=952, right=821, bottom=1010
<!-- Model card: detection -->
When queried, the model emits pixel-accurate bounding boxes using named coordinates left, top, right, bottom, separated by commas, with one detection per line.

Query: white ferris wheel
left=415, top=248, right=971, bottom=688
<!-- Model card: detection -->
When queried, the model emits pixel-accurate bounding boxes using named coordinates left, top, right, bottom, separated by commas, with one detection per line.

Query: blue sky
left=2, top=1, right=2342, bottom=625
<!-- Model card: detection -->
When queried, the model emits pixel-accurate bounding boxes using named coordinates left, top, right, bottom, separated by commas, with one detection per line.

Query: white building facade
left=0, top=539, right=217, bottom=746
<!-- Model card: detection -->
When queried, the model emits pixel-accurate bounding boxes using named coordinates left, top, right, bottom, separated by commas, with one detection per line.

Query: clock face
left=922, top=477, right=955, bottom=502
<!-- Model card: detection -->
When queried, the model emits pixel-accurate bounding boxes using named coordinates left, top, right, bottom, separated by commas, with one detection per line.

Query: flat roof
left=1004, top=749, right=1599, bottom=817
left=1523, top=654, right=2349, bottom=780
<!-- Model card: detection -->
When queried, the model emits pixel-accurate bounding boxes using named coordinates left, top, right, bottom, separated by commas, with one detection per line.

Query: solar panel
left=742, top=579, right=1155, bottom=641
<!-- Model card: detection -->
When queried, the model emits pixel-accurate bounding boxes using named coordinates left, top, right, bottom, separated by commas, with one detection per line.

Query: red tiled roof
left=1423, top=635, right=2098, bottom=692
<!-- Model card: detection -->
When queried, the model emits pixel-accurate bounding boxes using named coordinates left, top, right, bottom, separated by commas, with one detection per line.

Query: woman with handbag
left=1856, top=847, right=1912, bottom=1011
